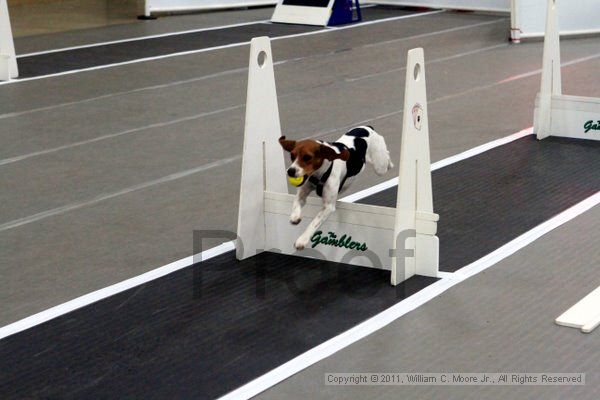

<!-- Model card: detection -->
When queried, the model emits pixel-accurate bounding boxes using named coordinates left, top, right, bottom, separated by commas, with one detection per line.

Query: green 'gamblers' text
left=584, top=120, right=600, bottom=133
left=310, top=231, right=368, bottom=251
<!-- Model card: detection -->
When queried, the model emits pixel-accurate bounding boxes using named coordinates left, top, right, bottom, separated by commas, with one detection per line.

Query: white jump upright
left=392, top=48, right=439, bottom=285
left=236, top=37, right=288, bottom=260
left=534, top=0, right=600, bottom=141
left=236, top=37, right=439, bottom=285
left=0, top=0, right=18, bottom=81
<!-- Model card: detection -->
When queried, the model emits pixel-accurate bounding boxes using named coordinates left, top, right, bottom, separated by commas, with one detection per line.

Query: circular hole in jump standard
left=413, top=63, right=421, bottom=81
left=257, top=51, right=267, bottom=68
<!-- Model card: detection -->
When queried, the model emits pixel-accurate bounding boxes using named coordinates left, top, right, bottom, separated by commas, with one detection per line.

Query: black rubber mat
left=0, top=252, right=435, bottom=399
left=360, top=135, right=600, bottom=271
left=1, top=135, right=598, bottom=399
left=15, top=7, right=418, bottom=78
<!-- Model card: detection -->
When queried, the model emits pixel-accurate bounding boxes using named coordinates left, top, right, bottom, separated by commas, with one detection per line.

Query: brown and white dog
left=279, top=126, right=394, bottom=250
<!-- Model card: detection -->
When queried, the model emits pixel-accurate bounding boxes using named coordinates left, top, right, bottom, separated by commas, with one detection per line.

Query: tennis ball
left=288, top=175, right=305, bottom=187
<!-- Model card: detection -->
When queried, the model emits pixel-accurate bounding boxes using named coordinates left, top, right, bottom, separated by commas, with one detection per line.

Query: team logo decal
left=412, top=103, right=423, bottom=131
left=310, top=231, right=368, bottom=251
left=584, top=120, right=599, bottom=134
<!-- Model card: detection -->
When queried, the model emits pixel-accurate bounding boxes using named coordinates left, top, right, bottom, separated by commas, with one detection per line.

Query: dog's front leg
left=294, top=186, right=337, bottom=250
left=290, top=184, right=312, bottom=224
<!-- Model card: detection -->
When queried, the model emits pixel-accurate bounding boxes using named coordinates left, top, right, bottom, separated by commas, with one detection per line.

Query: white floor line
left=346, top=43, right=509, bottom=83
left=0, top=241, right=235, bottom=340
left=0, top=44, right=524, bottom=166
left=0, top=10, right=444, bottom=87
left=498, top=52, right=600, bottom=84
left=17, top=20, right=271, bottom=58
left=0, top=56, right=536, bottom=169
left=219, top=190, right=600, bottom=400
left=360, top=17, right=506, bottom=50
left=0, top=127, right=536, bottom=339
left=0, top=67, right=249, bottom=121
left=0, top=154, right=241, bottom=232
left=0, top=104, right=246, bottom=166
left=456, top=191, right=600, bottom=281
left=0, top=23, right=498, bottom=121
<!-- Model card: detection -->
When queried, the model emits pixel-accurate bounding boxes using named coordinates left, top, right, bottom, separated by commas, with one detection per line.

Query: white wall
left=514, top=0, right=600, bottom=38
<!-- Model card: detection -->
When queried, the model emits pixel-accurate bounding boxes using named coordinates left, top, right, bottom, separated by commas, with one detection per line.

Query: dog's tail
left=365, top=128, right=394, bottom=176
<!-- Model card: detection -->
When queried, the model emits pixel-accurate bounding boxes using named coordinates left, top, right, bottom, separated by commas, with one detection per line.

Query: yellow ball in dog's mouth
left=288, top=175, right=305, bottom=187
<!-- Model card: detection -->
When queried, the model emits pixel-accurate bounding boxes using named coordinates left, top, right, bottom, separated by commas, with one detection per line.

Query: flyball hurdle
left=0, top=0, right=18, bottom=81
left=534, top=0, right=600, bottom=141
left=236, top=37, right=439, bottom=285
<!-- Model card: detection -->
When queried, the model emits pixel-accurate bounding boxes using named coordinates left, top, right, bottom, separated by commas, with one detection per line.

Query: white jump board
left=534, top=94, right=600, bottom=141
left=556, top=286, right=600, bottom=333
left=271, top=0, right=335, bottom=26
left=265, top=191, right=397, bottom=270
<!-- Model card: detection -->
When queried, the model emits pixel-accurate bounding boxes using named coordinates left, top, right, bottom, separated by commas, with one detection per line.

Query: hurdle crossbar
left=236, top=37, right=439, bottom=285
left=0, top=0, right=18, bottom=81
left=534, top=0, right=600, bottom=141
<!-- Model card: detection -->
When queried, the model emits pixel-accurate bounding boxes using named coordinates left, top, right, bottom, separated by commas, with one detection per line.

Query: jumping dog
left=279, top=126, right=394, bottom=250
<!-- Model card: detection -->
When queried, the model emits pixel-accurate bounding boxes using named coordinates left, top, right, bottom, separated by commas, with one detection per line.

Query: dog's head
left=279, top=136, right=349, bottom=180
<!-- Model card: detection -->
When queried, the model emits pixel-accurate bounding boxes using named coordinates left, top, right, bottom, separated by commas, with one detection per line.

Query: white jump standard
left=236, top=37, right=439, bottom=285
left=534, top=0, right=600, bottom=141
left=0, top=0, right=18, bottom=81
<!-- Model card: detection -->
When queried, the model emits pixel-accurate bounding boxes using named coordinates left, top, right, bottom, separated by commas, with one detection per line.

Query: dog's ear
left=279, top=136, right=296, bottom=152
left=319, top=144, right=350, bottom=161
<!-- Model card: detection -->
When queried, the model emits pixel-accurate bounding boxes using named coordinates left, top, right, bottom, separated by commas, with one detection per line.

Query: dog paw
left=294, top=237, right=309, bottom=250
left=290, top=215, right=302, bottom=225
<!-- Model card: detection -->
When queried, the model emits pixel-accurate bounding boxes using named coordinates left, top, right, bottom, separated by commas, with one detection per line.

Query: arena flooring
left=0, top=4, right=599, bottom=399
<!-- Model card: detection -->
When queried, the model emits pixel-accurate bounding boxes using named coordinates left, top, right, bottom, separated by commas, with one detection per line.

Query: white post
left=535, top=0, right=561, bottom=140
left=510, top=0, right=521, bottom=43
left=392, top=48, right=439, bottom=286
left=0, top=0, right=18, bottom=80
left=236, top=37, right=287, bottom=260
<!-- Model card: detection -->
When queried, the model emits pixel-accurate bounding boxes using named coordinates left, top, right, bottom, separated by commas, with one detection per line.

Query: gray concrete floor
left=0, top=6, right=598, bottom=346
left=257, top=205, right=600, bottom=400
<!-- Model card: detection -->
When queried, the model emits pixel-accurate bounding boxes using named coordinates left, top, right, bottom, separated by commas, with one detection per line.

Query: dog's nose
left=287, top=168, right=296, bottom=177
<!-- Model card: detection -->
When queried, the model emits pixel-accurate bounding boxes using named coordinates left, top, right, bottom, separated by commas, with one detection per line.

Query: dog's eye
left=302, top=155, right=312, bottom=162
left=291, top=155, right=296, bottom=161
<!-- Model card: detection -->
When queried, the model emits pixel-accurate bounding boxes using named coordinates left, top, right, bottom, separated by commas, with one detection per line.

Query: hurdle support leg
left=0, top=0, right=18, bottom=81
left=534, top=0, right=561, bottom=140
left=392, top=48, right=439, bottom=285
left=236, top=37, right=287, bottom=260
